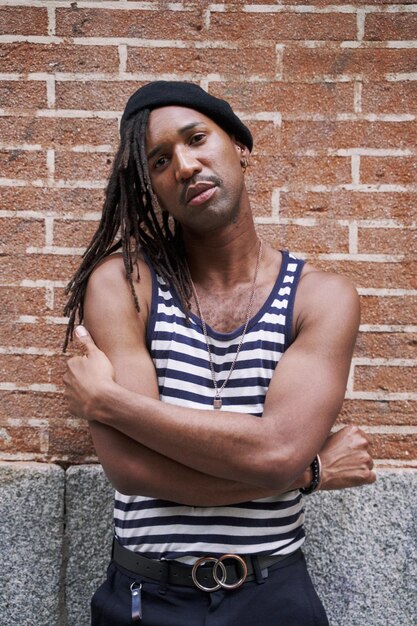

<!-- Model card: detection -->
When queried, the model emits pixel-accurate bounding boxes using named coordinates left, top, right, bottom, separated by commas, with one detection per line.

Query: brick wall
left=0, top=1, right=416, bottom=468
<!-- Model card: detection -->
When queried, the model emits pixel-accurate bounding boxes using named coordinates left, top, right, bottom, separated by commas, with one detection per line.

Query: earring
left=241, top=157, right=248, bottom=172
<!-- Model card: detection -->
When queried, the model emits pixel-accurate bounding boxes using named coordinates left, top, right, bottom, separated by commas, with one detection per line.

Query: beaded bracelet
left=300, top=455, right=322, bottom=495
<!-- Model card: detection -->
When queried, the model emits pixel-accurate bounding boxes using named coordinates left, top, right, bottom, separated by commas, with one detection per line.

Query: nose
left=173, top=146, right=202, bottom=182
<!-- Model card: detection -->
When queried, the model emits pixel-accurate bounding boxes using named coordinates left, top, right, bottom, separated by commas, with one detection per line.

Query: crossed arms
left=64, top=255, right=375, bottom=506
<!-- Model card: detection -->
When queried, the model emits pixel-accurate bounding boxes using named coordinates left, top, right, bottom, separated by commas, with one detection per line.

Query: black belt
left=112, top=539, right=300, bottom=592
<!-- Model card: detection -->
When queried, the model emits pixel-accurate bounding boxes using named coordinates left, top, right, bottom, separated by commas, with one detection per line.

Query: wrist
left=300, top=455, right=322, bottom=495
left=301, top=466, right=313, bottom=490
left=91, top=379, right=120, bottom=423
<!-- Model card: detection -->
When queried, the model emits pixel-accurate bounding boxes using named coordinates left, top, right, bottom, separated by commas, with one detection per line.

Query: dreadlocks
left=63, top=109, right=192, bottom=352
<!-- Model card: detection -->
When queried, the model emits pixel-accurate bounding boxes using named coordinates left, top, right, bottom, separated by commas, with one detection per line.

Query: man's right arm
left=89, top=419, right=374, bottom=504
left=73, top=254, right=374, bottom=504
left=81, top=254, right=299, bottom=504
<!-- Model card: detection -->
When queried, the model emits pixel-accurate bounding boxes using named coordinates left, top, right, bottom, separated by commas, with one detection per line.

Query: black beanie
left=120, top=81, right=253, bottom=152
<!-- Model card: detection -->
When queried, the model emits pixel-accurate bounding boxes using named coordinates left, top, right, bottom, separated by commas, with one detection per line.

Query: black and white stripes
left=114, top=250, right=306, bottom=561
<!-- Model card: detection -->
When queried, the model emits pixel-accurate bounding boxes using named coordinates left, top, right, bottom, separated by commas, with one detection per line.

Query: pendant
left=213, top=396, right=222, bottom=410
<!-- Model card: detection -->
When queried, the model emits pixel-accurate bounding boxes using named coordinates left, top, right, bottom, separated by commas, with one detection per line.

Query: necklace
left=189, top=240, right=263, bottom=410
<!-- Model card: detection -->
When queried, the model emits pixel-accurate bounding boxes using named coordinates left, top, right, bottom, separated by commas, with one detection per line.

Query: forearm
left=92, top=381, right=296, bottom=490
left=67, top=255, right=361, bottom=495
left=89, top=421, right=311, bottom=506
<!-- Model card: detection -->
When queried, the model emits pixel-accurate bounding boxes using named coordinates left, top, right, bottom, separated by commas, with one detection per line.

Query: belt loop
left=158, top=561, right=169, bottom=595
left=251, top=556, right=266, bottom=585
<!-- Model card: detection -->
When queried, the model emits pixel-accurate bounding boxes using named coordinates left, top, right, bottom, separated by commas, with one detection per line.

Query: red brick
left=312, top=260, right=416, bottom=290
left=357, top=226, right=416, bottom=255
left=0, top=80, right=47, bottom=110
left=248, top=121, right=281, bottom=155
left=236, top=0, right=415, bottom=3
left=355, top=331, right=417, bottom=360
left=0, top=0, right=413, bottom=467
left=0, top=149, right=47, bottom=180
left=0, top=217, right=44, bottom=252
left=257, top=221, right=348, bottom=254
left=0, top=7, right=48, bottom=36
left=354, top=365, right=416, bottom=393
left=0, top=353, right=67, bottom=386
left=250, top=0, right=415, bottom=3
left=360, top=156, right=417, bottom=186
left=47, top=418, right=96, bottom=461
left=0, top=322, right=67, bottom=351
left=0, top=43, right=119, bottom=74
left=362, top=82, right=417, bottom=114
left=0, top=288, right=48, bottom=320
left=365, top=14, right=417, bottom=41
left=53, top=218, right=100, bottom=248
left=127, top=46, right=277, bottom=80
left=352, top=0, right=417, bottom=3
left=56, top=80, right=145, bottom=111
left=246, top=190, right=275, bottom=218
left=56, top=7, right=205, bottom=39
left=54, top=151, right=114, bottom=181
left=360, top=295, right=416, bottom=326
left=280, top=190, right=417, bottom=222
left=282, top=120, right=417, bottom=152
left=2, top=253, right=80, bottom=283
left=0, top=392, right=67, bottom=422
left=251, top=155, right=350, bottom=189
left=54, top=287, right=73, bottom=317
left=0, top=116, right=118, bottom=148
left=0, top=187, right=106, bottom=215
left=283, top=47, right=417, bottom=80
left=369, top=433, right=417, bottom=461
left=0, top=421, right=44, bottom=455
left=209, top=12, right=356, bottom=41
left=210, top=81, right=355, bottom=114
left=339, top=399, right=417, bottom=426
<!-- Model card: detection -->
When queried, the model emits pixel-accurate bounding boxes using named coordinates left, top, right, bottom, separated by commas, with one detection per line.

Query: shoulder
left=83, top=252, right=153, bottom=352
left=294, top=262, right=360, bottom=338
left=86, top=252, right=153, bottom=310
left=88, top=251, right=152, bottom=291
left=298, top=262, right=360, bottom=307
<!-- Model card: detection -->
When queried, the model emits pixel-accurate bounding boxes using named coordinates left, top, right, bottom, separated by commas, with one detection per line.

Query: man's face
left=145, top=106, right=249, bottom=233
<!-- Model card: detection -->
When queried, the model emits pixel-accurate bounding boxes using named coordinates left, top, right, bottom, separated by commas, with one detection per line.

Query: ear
left=233, top=140, right=250, bottom=173
left=234, top=140, right=250, bottom=160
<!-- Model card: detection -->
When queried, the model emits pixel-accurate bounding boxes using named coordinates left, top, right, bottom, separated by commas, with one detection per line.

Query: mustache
left=180, top=175, right=223, bottom=205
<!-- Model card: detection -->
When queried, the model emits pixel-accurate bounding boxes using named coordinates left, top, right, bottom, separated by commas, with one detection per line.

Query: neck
left=183, top=212, right=260, bottom=290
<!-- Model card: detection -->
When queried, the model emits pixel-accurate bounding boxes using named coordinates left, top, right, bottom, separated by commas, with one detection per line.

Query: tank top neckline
left=164, top=249, right=291, bottom=341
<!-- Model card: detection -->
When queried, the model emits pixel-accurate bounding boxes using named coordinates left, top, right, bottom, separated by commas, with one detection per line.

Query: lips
left=185, top=181, right=217, bottom=204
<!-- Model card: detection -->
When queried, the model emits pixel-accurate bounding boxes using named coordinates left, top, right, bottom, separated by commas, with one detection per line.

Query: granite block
left=65, top=464, right=114, bottom=626
left=304, top=470, right=417, bottom=626
left=0, top=462, right=65, bottom=626
left=63, top=467, right=417, bottom=626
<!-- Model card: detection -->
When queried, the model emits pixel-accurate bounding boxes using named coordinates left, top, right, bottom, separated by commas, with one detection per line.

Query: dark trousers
left=91, top=550, right=329, bottom=626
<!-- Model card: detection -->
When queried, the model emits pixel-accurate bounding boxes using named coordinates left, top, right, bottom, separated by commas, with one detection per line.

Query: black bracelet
left=300, top=455, right=322, bottom=495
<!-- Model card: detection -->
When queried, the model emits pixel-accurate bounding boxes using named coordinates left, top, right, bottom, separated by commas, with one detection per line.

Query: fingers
left=74, top=325, right=96, bottom=354
left=350, top=426, right=377, bottom=484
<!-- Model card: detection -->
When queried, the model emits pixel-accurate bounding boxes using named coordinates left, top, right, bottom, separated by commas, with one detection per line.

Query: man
left=64, top=81, right=376, bottom=626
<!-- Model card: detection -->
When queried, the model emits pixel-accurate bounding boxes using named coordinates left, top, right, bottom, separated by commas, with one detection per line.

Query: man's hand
left=318, top=425, right=376, bottom=490
left=63, top=326, right=115, bottom=420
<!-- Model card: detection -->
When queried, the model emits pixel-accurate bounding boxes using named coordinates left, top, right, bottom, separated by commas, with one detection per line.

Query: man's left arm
left=65, top=271, right=364, bottom=492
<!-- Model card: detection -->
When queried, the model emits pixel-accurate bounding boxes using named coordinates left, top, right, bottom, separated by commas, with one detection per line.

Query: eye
left=190, top=132, right=206, bottom=145
left=153, top=154, right=169, bottom=170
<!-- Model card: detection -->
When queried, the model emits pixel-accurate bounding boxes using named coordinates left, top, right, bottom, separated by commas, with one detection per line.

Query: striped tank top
left=114, top=250, right=306, bottom=560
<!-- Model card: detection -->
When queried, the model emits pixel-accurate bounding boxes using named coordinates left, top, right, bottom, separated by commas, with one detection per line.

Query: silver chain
left=189, top=240, right=263, bottom=409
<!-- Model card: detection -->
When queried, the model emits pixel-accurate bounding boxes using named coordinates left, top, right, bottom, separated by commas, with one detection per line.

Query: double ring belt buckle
left=191, top=554, right=248, bottom=592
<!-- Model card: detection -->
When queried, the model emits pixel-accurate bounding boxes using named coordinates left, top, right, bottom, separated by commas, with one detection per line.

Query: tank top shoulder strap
left=144, top=255, right=162, bottom=351
left=277, top=250, right=306, bottom=348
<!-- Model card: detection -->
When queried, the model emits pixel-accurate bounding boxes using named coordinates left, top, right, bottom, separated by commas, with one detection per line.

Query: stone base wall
left=1, top=463, right=415, bottom=626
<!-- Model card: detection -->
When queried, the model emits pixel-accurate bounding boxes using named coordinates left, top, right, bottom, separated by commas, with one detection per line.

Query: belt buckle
left=191, top=554, right=248, bottom=592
